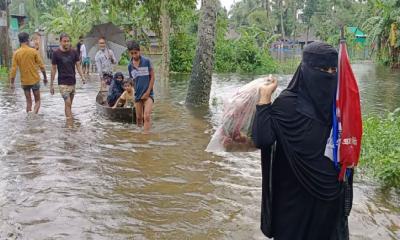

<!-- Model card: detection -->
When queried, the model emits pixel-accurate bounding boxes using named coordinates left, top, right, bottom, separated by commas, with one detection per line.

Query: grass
left=360, top=109, right=400, bottom=187
left=0, top=66, right=8, bottom=76
left=274, top=57, right=301, bottom=75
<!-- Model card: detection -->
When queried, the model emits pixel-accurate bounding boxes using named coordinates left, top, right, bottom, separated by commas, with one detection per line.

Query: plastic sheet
left=206, top=76, right=274, bottom=152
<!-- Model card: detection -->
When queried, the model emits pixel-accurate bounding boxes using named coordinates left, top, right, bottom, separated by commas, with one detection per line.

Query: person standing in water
left=79, top=37, right=90, bottom=76
left=94, top=37, right=116, bottom=90
left=127, top=40, right=155, bottom=134
left=252, top=42, right=347, bottom=239
left=50, top=33, right=86, bottom=119
left=10, top=32, right=47, bottom=114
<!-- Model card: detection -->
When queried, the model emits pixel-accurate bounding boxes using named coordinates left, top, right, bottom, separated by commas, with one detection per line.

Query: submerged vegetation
left=360, top=109, right=400, bottom=187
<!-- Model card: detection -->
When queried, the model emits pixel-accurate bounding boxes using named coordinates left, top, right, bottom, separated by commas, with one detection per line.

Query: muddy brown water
left=0, top=62, right=398, bottom=239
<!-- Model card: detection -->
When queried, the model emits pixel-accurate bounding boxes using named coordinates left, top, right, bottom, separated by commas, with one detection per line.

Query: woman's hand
left=258, top=76, right=278, bottom=105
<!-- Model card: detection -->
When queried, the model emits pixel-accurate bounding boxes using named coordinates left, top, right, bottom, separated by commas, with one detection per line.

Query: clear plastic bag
left=206, top=76, right=273, bottom=152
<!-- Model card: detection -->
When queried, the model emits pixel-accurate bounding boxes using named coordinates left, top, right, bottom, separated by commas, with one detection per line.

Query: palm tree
left=186, top=0, right=218, bottom=105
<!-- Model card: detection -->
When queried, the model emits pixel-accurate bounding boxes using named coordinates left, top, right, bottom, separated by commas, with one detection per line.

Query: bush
left=0, top=66, right=8, bottom=76
left=169, top=27, right=278, bottom=74
left=169, top=32, right=196, bottom=73
left=214, top=39, right=237, bottom=73
left=360, top=109, right=400, bottom=187
left=214, top=32, right=277, bottom=74
left=118, top=51, right=130, bottom=66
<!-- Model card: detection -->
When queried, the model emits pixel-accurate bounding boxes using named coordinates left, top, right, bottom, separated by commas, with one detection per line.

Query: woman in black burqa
left=252, top=42, right=350, bottom=240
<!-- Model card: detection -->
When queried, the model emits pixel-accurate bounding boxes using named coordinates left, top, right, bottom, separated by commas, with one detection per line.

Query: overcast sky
left=197, top=0, right=236, bottom=11
left=220, top=0, right=235, bottom=10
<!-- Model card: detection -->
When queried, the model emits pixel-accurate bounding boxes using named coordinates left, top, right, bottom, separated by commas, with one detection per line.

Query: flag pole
left=340, top=25, right=345, bottom=41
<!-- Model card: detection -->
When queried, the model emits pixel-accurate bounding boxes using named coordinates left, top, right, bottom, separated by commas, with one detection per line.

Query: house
left=297, top=29, right=320, bottom=48
left=347, top=27, right=367, bottom=45
left=9, top=1, right=27, bottom=51
left=129, top=28, right=161, bottom=54
left=142, top=29, right=161, bottom=54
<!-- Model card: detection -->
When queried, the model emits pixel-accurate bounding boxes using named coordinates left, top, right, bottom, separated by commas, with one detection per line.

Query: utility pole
left=0, top=0, right=11, bottom=68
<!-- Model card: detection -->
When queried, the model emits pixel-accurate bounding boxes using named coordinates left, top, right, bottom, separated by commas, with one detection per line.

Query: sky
left=220, top=0, right=236, bottom=10
left=197, top=0, right=236, bottom=11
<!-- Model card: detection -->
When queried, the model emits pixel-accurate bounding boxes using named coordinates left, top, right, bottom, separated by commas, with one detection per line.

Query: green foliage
left=217, top=30, right=277, bottom=74
left=118, top=51, right=130, bottom=66
left=40, top=2, right=94, bottom=43
left=362, top=0, right=400, bottom=66
left=139, top=0, right=197, bottom=35
left=303, top=0, right=318, bottom=25
left=217, top=22, right=278, bottom=74
left=169, top=32, right=196, bottom=73
left=0, top=66, right=8, bottom=76
left=214, top=38, right=237, bottom=73
left=360, top=109, right=400, bottom=187
left=169, top=8, right=278, bottom=74
left=247, top=9, right=277, bottom=35
left=10, top=0, right=69, bottom=32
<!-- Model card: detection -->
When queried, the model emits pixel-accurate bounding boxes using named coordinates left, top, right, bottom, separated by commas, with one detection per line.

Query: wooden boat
left=96, top=91, right=136, bottom=123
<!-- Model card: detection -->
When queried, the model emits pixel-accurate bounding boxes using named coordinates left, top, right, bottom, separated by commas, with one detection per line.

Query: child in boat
left=107, top=72, right=124, bottom=107
left=112, top=80, right=135, bottom=108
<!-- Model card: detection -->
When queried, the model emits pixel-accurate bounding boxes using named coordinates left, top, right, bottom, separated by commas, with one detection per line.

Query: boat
left=95, top=91, right=136, bottom=123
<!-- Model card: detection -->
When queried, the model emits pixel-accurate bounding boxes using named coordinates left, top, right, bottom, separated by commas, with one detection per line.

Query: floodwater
left=0, top=62, right=398, bottom=239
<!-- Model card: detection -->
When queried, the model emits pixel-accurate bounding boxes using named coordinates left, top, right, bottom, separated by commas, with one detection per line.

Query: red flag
left=337, top=41, right=363, bottom=180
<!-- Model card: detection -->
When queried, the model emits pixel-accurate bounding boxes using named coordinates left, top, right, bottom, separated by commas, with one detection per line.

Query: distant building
left=9, top=1, right=27, bottom=50
left=347, top=27, right=367, bottom=45
left=297, top=29, right=320, bottom=48
left=129, top=28, right=161, bottom=54
left=142, top=29, right=160, bottom=54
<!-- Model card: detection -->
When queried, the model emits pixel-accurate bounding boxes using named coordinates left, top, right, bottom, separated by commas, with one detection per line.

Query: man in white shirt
left=80, top=38, right=90, bottom=75
left=95, top=37, right=116, bottom=90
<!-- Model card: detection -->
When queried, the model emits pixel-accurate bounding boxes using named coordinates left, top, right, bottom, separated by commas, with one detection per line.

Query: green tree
left=41, top=2, right=94, bottom=43
left=363, top=0, right=400, bottom=66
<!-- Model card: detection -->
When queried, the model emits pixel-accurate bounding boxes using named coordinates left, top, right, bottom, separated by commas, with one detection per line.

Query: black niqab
left=287, top=42, right=338, bottom=125
left=107, top=72, right=125, bottom=106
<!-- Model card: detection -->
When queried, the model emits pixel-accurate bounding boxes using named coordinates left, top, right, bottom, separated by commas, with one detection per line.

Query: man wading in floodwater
left=127, top=40, right=155, bottom=134
left=50, top=33, right=86, bottom=120
left=95, top=37, right=116, bottom=91
left=10, top=32, right=47, bottom=114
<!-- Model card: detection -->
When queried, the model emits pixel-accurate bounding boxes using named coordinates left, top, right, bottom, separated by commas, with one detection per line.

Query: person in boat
left=252, top=42, right=347, bottom=239
left=112, top=79, right=135, bottom=109
left=107, top=72, right=125, bottom=107
left=127, top=40, right=155, bottom=134
left=102, top=72, right=113, bottom=86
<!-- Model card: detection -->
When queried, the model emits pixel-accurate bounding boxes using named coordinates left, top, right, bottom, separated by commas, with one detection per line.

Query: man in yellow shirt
left=10, top=32, right=47, bottom=114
